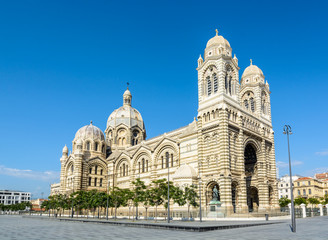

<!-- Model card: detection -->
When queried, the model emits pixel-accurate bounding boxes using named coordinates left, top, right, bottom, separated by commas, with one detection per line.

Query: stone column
left=258, top=137, right=269, bottom=212
left=196, top=115, right=206, bottom=209
left=300, top=203, right=306, bottom=218
left=218, top=108, right=232, bottom=214
left=318, top=204, right=323, bottom=216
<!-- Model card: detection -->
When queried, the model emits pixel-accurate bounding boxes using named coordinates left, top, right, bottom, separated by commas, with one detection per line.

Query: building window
left=286, top=184, right=288, bottom=187
left=100, top=169, right=103, bottom=175
left=86, top=141, right=90, bottom=150
left=94, top=178, right=97, bottom=186
left=309, top=189, right=311, bottom=195
left=207, top=76, right=212, bottom=96
left=250, top=98, right=255, bottom=112
left=126, top=165, right=128, bottom=176
left=308, top=181, right=311, bottom=186
left=89, top=168, right=92, bottom=174
left=244, top=100, right=249, bottom=110
left=95, top=142, right=99, bottom=151
left=303, top=189, right=306, bottom=195
left=146, top=160, right=148, bottom=172
left=161, top=156, right=164, bottom=169
left=213, top=74, right=218, bottom=93
left=165, top=152, right=169, bottom=168
left=297, top=182, right=300, bottom=186
left=123, top=164, right=126, bottom=176
left=100, top=178, right=103, bottom=187
left=281, top=184, right=283, bottom=187
left=142, top=158, right=145, bottom=173
left=171, top=154, right=174, bottom=167
left=88, top=177, right=91, bottom=186
left=138, top=162, right=141, bottom=174
left=120, top=167, right=122, bottom=177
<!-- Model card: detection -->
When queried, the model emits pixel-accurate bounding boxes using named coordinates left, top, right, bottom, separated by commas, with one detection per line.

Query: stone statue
left=212, top=186, right=219, bottom=201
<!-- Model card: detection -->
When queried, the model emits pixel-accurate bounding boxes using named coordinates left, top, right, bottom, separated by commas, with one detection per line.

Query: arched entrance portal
left=247, top=186, right=259, bottom=212
left=205, top=182, right=220, bottom=206
left=244, top=144, right=257, bottom=174
left=231, top=182, right=238, bottom=213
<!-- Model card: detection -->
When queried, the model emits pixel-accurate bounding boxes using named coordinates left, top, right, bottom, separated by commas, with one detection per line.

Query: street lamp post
left=283, top=125, right=296, bottom=233
left=166, top=152, right=170, bottom=223
left=199, top=162, right=202, bottom=222
left=71, top=177, right=74, bottom=218
left=106, top=177, right=110, bottom=220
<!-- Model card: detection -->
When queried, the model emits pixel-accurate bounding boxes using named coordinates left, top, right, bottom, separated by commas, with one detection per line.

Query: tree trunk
left=114, top=205, right=117, bottom=220
left=145, top=207, right=148, bottom=220
left=155, top=204, right=158, bottom=222
left=188, top=204, right=190, bottom=219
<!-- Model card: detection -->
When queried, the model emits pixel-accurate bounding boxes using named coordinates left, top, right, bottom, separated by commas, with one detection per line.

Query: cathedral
left=51, top=30, right=279, bottom=214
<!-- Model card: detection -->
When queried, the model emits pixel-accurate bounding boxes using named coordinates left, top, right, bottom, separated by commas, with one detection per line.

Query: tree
left=149, top=179, right=167, bottom=222
left=132, top=178, right=146, bottom=220
left=184, top=185, right=199, bottom=218
left=142, top=188, right=152, bottom=220
left=110, top=187, right=131, bottom=219
left=279, top=196, right=291, bottom=208
left=294, top=196, right=307, bottom=206
left=307, top=197, right=320, bottom=208
left=321, top=194, right=328, bottom=205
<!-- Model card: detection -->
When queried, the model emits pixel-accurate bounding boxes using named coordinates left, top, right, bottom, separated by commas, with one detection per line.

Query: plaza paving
left=0, top=215, right=327, bottom=240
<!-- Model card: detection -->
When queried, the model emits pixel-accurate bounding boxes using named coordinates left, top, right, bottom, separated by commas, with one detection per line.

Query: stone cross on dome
left=250, top=59, right=253, bottom=65
left=127, top=82, right=129, bottom=90
left=215, top=29, right=218, bottom=36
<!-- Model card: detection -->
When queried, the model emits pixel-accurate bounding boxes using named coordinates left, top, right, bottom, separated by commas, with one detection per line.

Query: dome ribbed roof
left=107, top=106, right=144, bottom=129
left=173, top=164, right=197, bottom=179
left=206, top=35, right=231, bottom=48
left=74, top=122, right=105, bottom=142
left=242, top=60, right=264, bottom=78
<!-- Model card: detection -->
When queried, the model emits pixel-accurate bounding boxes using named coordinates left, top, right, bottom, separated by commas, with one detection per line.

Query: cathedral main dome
left=206, top=34, right=231, bottom=48
left=74, top=122, right=105, bottom=142
left=107, top=105, right=144, bottom=129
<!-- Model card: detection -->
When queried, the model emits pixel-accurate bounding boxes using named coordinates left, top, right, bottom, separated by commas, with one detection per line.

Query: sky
left=0, top=0, right=327, bottom=198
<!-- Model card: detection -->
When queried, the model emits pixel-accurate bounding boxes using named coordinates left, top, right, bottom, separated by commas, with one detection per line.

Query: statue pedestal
left=207, top=200, right=224, bottom=218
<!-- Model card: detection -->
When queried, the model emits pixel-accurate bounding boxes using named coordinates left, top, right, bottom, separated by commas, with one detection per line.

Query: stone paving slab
left=53, top=217, right=282, bottom=232
left=1, top=215, right=328, bottom=240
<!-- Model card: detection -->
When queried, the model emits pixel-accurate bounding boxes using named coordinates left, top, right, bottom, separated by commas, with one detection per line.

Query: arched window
left=88, top=177, right=91, bottom=186
left=89, top=168, right=92, bottom=174
left=94, top=178, right=97, bottom=186
left=95, top=142, right=99, bottom=151
left=229, top=76, right=232, bottom=95
left=86, top=141, right=90, bottom=150
left=165, top=152, right=169, bottom=168
left=146, top=160, right=148, bottom=172
left=100, top=169, right=103, bottom=175
left=225, top=75, right=228, bottom=92
left=100, top=178, right=103, bottom=187
left=123, top=163, right=125, bottom=176
left=244, top=100, right=249, bottom=109
left=244, top=144, right=257, bottom=174
left=142, top=158, right=145, bottom=173
left=161, top=156, right=164, bottom=169
left=120, top=167, right=122, bottom=177
left=71, top=165, right=74, bottom=173
left=207, top=76, right=212, bottom=96
left=95, top=166, right=98, bottom=175
left=213, top=74, right=218, bottom=93
left=171, top=154, right=174, bottom=167
left=126, top=165, right=128, bottom=176
left=138, top=162, right=141, bottom=174
left=102, top=145, right=105, bottom=153
left=250, top=98, right=255, bottom=112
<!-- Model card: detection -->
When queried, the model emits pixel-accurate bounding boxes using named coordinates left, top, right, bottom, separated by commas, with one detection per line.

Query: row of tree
left=279, top=195, right=328, bottom=208
left=41, top=178, right=199, bottom=220
left=0, top=202, right=32, bottom=212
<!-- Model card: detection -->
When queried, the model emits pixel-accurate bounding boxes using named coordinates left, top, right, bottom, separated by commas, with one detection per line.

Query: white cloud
left=315, top=150, right=328, bottom=156
left=304, top=167, right=328, bottom=177
left=0, top=165, right=60, bottom=182
left=276, top=160, right=303, bottom=169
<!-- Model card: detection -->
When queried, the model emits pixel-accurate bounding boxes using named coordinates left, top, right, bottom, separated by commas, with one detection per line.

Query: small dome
left=206, top=35, right=231, bottom=48
left=74, top=122, right=105, bottom=142
left=123, top=88, right=132, bottom=97
left=242, top=60, right=264, bottom=78
left=173, top=164, right=197, bottom=179
left=62, top=145, right=68, bottom=153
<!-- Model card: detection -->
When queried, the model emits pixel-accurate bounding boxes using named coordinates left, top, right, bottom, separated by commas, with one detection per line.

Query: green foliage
left=279, top=196, right=291, bottom=207
left=321, top=194, right=328, bottom=205
left=294, top=196, right=307, bottom=206
left=0, top=201, right=32, bottom=211
left=307, top=197, right=320, bottom=207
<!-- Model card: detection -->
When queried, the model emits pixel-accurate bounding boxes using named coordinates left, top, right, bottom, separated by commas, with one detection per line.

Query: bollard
left=318, top=204, right=323, bottom=216
left=300, top=203, right=306, bottom=218
left=265, top=214, right=269, bottom=221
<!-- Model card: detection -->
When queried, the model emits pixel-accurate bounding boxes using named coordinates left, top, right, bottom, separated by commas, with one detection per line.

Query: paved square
left=0, top=215, right=327, bottom=239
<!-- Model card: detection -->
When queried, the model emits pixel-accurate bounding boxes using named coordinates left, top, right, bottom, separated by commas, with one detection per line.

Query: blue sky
left=0, top=0, right=327, bottom=198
